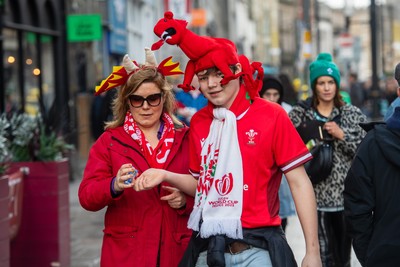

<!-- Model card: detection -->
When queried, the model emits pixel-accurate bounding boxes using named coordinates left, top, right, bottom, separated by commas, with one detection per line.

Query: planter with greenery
left=0, top=112, right=73, bottom=267
left=0, top=114, right=13, bottom=267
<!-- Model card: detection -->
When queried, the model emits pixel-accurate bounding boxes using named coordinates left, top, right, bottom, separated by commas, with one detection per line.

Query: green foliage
left=0, top=114, right=11, bottom=175
left=0, top=113, right=74, bottom=169
left=8, top=113, right=37, bottom=162
left=36, top=121, right=74, bottom=161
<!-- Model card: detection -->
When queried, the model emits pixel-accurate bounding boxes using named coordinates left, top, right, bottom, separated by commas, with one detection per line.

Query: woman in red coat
left=78, top=49, right=193, bottom=267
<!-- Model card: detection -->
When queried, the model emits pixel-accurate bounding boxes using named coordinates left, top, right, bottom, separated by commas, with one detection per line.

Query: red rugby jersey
left=189, top=90, right=311, bottom=228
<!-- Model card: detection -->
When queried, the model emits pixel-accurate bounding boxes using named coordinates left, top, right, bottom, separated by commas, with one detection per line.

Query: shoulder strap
left=332, top=107, right=341, bottom=124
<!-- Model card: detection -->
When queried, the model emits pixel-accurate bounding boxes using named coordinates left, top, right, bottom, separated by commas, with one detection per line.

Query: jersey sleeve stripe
left=281, top=152, right=313, bottom=173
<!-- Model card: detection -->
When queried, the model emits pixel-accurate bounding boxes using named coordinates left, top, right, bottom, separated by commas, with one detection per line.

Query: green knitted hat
left=309, top=53, right=340, bottom=89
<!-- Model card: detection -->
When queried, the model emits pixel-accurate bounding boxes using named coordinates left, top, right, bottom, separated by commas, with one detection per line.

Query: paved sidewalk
left=69, top=179, right=362, bottom=267
left=286, top=215, right=362, bottom=267
left=70, top=179, right=104, bottom=267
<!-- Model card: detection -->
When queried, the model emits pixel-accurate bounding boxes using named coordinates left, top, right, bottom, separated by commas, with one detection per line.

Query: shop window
left=3, top=29, right=20, bottom=114
left=23, top=33, right=54, bottom=115
left=40, top=35, right=55, bottom=113
left=3, top=30, right=55, bottom=116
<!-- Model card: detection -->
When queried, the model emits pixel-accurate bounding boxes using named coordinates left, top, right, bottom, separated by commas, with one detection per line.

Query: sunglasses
left=129, top=93, right=163, bottom=108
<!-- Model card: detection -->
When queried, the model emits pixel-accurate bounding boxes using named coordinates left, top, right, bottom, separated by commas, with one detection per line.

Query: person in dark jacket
left=344, top=74, right=400, bottom=267
left=79, top=49, right=193, bottom=267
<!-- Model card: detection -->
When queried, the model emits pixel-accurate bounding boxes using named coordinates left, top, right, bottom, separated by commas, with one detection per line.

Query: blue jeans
left=195, top=247, right=272, bottom=267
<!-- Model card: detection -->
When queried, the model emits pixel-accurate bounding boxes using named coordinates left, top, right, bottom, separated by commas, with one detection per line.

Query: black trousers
left=318, top=210, right=351, bottom=267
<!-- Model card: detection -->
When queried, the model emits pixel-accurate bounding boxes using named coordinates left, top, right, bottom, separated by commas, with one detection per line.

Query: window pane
left=23, top=33, right=55, bottom=115
left=4, top=29, right=20, bottom=113
left=40, top=34, right=55, bottom=112
left=24, top=32, right=40, bottom=115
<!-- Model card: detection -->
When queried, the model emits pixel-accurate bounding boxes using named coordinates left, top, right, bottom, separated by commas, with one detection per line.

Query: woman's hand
left=160, top=186, right=187, bottom=209
left=114, top=164, right=137, bottom=192
left=323, top=121, right=344, bottom=140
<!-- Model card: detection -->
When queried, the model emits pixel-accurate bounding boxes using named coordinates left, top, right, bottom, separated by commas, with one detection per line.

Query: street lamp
left=370, top=0, right=381, bottom=119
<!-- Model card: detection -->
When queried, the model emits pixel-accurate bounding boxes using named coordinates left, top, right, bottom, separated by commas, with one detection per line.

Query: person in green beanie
left=289, top=52, right=368, bottom=267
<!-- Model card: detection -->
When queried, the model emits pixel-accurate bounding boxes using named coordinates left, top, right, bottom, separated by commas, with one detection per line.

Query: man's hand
left=160, top=186, right=187, bottom=209
left=133, top=168, right=166, bottom=191
left=301, top=252, right=322, bottom=267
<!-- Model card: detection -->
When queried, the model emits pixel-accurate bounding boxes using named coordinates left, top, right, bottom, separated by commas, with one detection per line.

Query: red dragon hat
left=151, top=11, right=263, bottom=100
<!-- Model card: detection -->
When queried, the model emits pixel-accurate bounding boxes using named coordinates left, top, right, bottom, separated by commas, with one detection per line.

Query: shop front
left=0, top=0, right=69, bottom=128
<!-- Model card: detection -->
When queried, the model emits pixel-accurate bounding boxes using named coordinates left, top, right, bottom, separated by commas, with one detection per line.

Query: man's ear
left=235, top=63, right=242, bottom=74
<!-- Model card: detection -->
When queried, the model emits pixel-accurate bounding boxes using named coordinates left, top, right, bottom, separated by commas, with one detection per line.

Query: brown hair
left=105, top=67, right=182, bottom=129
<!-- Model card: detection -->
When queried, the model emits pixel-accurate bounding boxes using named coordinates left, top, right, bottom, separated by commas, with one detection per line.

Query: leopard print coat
left=289, top=101, right=367, bottom=209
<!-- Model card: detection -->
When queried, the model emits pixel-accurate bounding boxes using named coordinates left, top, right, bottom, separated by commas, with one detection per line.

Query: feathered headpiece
left=94, top=47, right=183, bottom=95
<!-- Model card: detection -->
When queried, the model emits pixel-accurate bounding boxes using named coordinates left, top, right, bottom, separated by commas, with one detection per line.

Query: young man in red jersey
left=129, top=11, right=321, bottom=267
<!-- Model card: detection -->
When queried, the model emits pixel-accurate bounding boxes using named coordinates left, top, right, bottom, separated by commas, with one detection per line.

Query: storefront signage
left=67, top=14, right=102, bottom=42
left=108, top=0, right=127, bottom=54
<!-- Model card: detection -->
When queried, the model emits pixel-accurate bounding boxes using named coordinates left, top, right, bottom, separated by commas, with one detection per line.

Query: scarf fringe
left=187, top=207, right=202, bottom=232
left=200, top=218, right=243, bottom=239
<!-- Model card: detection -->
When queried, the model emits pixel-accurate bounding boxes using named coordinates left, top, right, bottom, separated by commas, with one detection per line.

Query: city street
left=69, top=178, right=362, bottom=267
left=286, top=215, right=362, bottom=267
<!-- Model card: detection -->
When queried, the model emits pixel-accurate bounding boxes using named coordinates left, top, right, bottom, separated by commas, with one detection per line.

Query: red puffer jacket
left=79, top=126, right=193, bottom=267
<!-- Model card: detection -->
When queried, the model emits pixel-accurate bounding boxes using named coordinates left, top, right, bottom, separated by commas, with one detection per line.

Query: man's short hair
left=395, top=63, right=400, bottom=87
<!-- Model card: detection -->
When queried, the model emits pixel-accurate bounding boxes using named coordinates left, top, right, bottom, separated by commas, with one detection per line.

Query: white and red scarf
left=187, top=108, right=244, bottom=239
left=124, top=111, right=175, bottom=168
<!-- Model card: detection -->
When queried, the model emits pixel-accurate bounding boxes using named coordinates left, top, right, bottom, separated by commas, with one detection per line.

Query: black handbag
left=295, top=109, right=340, bottom=185
left=303, top=139, right=333, bottom=184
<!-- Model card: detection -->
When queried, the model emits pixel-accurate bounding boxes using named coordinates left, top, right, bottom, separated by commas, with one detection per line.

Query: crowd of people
left=79, top=10, right=400, bottom=267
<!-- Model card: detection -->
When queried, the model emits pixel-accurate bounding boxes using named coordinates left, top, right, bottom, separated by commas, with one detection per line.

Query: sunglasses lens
left=147, top=94, right=162, bottom=106
left=129, top=95, right=145, bottom=107
left=129, top=93, right=162, bottom=107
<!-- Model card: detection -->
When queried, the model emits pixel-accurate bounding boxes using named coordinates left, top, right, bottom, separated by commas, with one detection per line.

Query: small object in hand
left=124, top=169, right=138, bottom=185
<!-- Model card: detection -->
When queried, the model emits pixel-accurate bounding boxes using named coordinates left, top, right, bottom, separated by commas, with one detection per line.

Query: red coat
left=78, top=126, right=193, bottom=267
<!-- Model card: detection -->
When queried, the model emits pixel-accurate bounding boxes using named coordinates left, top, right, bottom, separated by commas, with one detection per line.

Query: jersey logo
left=245, top=129, right=258, bottom=145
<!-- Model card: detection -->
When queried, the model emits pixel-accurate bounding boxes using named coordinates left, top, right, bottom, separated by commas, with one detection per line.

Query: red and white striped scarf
left=124, top=111, right=175, bottom=168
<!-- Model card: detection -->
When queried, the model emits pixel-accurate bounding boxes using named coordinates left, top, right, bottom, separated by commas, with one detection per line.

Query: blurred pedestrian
left=344, top=103, right=400, bottom=266
left=383, top=63, right=400, bottom=121
left=289, top=53, right=367, bottom=267
left=348, top=73, right=364, bottom=109
left=90, top=88, right=116, bottom=140
left=78, top=48, right=193, bottom=267
left=174, top=76, right=207, bottom=126
left=259, top=75, right=296, bottom=232
left=279, top=73, right=298, bottom=106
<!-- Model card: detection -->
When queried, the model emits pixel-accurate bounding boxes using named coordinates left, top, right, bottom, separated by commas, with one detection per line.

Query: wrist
left=305, top=240, right=320, bottom=255
left=162, top=169, right=170, bottom=184
left=111, top=177, right=123, bottom=197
